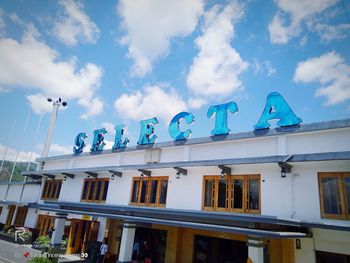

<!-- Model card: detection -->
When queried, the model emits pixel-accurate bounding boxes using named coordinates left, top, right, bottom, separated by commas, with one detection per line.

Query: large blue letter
left=168, top=112, right=195, bottom=141
left=112, top=124, right=129, bottom=149
left=137, top=117, right=159, bottom=145
left=254, top=92, right=302, bottom=130
left=73, top=132, right=87, bottom=154
left=207, top=101, right=238, bottom=136
left=90, top=128, right=107, bottom=152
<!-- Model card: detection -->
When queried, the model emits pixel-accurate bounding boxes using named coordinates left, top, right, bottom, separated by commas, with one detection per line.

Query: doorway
left=132, top=227, right=167, bottom=263
left=193, top=235, right=248, bottom=263
left=67, top=219, right=99, bottom=254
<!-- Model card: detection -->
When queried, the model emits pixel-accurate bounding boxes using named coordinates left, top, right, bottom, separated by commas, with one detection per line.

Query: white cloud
left=36, top=143, right=72, bottom=155
left=26, top=94, right=55, bottom=114
left=268, top=0, right=340, bottom=44
left=252, top=59, right=276, bottom=76
left=53, top=0, right=99, bottom=46
left=186, top=3, right=248, bottom=99
left=102, top=122, right=116, bottom=135
left=78, top=97, right=103, bottom=120
left=294, top=52, right=350, bottom=105
left=118, top=0, right=204, bottom=77
left=0, top=26, right=103, bottom=118
left=0, top=144, right=40, bottom=163
left=114, top=84, right=187, bottom=124
left=187, top=97, right=207, bottom=109
left=314, top=23, right=350, bottom=42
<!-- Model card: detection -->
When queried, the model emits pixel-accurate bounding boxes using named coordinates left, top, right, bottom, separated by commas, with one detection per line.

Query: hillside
left=0, top=161, right=37, bottom=182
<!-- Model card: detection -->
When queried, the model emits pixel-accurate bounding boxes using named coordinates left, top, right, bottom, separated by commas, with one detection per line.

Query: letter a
left=254, top=92, right=302, bottom=130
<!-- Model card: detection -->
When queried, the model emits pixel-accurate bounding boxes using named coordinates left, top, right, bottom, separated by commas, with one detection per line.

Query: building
left=0, top=117, right=349, bottom=263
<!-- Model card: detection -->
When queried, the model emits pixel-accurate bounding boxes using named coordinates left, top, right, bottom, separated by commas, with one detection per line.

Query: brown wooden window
left=130, top=176, right=168, bottom=207
left=318, top=172, right=350, bottom=220
left=36, top=214, right=55, bottom=236
left=14, top=206, right=28, bottom=227
left=5, top=205, right=16, bottom=227
left=202, top=175, right=261, bottom=214
left=41, top=179, right=62, bottom=200
left=81, top=178, right=109, bottom=202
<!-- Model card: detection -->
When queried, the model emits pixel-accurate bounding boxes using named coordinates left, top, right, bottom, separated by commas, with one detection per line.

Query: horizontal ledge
left=35, top=118, right=350, bottom=163
left=31, top=204, right=309, bottom=238
left=22, top=151, right=350, bottom=177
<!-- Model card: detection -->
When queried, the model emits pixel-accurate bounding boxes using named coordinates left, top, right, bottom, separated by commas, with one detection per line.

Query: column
left=247, top=237, right=264, bottom=263
left=117, top=223, right=136, bottom=263
left=51, top=213, right=67, bottom=246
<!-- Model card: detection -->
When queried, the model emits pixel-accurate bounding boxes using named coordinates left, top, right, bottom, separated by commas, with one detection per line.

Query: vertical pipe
left=41, top=103, right=59, bottom=158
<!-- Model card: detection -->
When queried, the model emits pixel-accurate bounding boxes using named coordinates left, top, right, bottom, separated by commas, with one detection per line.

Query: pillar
left=247, top=237, right=264, bottom=263
left=117, top=223, right=136, bottom=263
left=51, top=213, right=67, bottom=246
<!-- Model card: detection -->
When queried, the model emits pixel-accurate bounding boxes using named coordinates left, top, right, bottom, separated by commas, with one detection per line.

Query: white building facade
left=0, top=118, right=349, bottom=263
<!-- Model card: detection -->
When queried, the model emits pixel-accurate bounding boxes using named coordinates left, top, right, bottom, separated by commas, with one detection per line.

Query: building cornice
left=35, top=118, right=350, bottom=162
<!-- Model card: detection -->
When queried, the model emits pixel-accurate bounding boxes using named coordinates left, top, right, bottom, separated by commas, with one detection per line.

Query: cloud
left=53, top=0, right=100, bottom=46
left=313, top=23, right=350, bottom=42
left=36, top=143, right=72, bottom=155
left=118, top=0, right=204, bottom=77
left=187, top=97, right=207, bottom=109
left=102, top=122, right=116, bottom=135
left=27, top=94, right=55, bottom=114
left=0, top=26, right=103, bottom=118
left=294, top=52, right=350, bottom=105
left=78, top=97, right=103, bottom=120
left=0, top=144, right=40, bottom=163
left=252, top=59, right=276, bottom=76
left=186, top=3, right=248, bottom=100
left=114, top=84, right=187, bottom=124
left=268, top=0, right=340, bottom=44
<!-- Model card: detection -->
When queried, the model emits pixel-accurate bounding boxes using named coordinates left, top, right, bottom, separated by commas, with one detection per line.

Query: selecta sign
left=73, top=92, right=302, bottom=154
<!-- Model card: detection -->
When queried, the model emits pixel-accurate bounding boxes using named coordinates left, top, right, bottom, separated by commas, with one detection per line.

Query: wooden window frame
left=129, top=176, right=169, bottom=207
left=202, top=174, right=261, bottom=214
left=36, top=214, right=55, bottom=236
left=81, top=177, right=110, bottom=203
left=5, top=205, right=16, bottom=227
left=14, top=206, right=28, bottom=227
left=41, top=179, right=63, bottom=200
left=318, top=172, right=350, bottom=220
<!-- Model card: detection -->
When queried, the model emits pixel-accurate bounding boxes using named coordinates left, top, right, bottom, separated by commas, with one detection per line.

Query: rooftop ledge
left=36, top=118, right=350, bottom=163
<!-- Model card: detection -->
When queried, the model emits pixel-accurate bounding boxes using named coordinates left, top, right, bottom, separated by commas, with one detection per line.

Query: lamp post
left=41, top=98, right=67, bottom=158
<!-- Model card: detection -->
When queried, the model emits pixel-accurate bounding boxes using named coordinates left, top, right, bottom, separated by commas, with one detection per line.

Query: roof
left=30, top=201, right=350, bottom=235
left=23, top=151, right=350, bottom=179
left=36, top=118, right=350, bottom=162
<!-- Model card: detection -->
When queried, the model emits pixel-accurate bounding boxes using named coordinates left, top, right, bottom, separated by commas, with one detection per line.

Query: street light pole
left=41, top=98, right=67, bottom=158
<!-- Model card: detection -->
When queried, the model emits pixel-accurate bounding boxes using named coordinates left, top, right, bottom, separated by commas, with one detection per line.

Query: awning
left=30, top=201, right=310, bottom=238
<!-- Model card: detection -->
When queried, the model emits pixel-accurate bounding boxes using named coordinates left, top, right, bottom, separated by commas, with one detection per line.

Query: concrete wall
left=0, top=205, right=7, bottom=224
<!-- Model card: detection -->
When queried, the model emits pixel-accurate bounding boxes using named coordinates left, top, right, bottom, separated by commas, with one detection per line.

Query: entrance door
left=193, top=235, right=248, bottom=263
left=67, top=219, right=99, bottom=254
left=316, top=251, right=350, bottom=263
left=132, top=227, right=167, bottom=263
left=36, top=215, right=55, bottom=236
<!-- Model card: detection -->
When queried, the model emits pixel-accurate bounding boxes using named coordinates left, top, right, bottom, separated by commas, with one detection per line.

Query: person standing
left=97, top=238, right=108, bottom=263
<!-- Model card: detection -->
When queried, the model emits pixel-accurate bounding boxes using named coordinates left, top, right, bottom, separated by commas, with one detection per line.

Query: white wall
left=0, top=205, right=7, bottom=224
left=106, top=171, right=133, bottom=206
left=294, top=238, right=316, bottom=263
left=24, top=208, right=38, bottom=228
left=313, top=228, right=350, bottom=255
left=5, top=185, right=22, bottom=201
left=22, top=184, right=41, bottom=203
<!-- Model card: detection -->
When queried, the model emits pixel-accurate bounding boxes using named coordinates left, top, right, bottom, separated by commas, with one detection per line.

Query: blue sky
left=0, top=0, right=349, bottom=161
